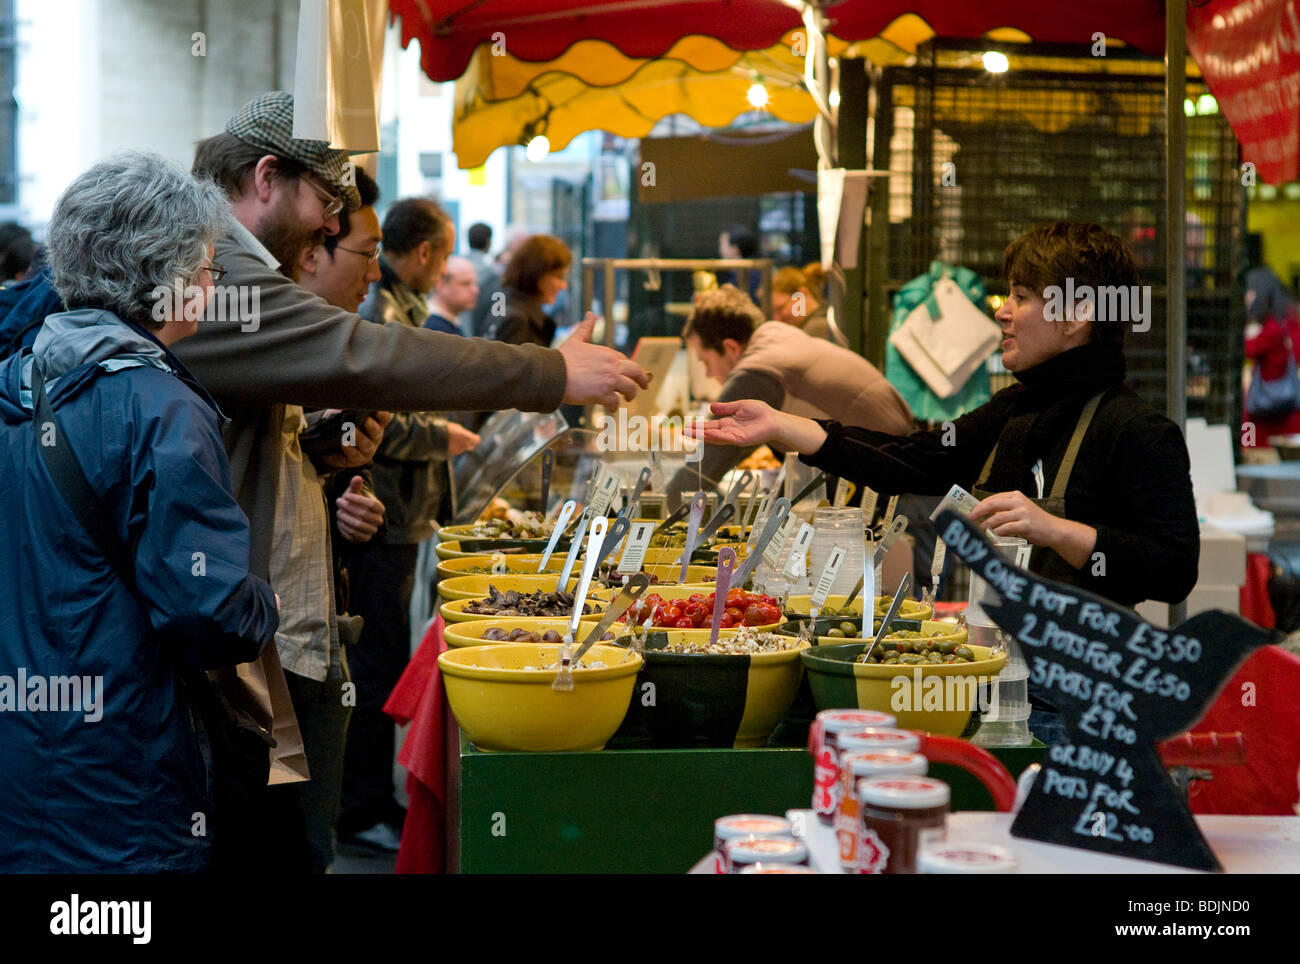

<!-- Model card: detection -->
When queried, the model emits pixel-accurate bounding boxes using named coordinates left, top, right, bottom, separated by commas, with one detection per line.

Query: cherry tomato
left=673, top=616, right=697, bottom=629
left=725, top=606, right=744, bottom=622
left=663, top=605, right=683, bottom=622
left=682, top=602, right=708, bottom=626
left=743, top=604, right=767, bottom=625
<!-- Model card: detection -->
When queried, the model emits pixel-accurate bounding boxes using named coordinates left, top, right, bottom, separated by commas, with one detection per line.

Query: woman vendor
left=692, top=222, right=1200, bottom=742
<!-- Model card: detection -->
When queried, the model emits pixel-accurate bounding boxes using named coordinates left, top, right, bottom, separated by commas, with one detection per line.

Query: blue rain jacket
left=0, top=308, right=277, bottom=872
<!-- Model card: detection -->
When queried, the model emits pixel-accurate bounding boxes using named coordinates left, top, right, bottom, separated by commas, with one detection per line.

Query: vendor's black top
left=802, top=340, right=1199, bottom=607
left=484, top=287, right=557, bottom=348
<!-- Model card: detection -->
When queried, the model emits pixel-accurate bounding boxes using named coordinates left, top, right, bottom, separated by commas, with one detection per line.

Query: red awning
left=390, top=1, right=1167, bottom=83
left=1188, top=0, right=1300, bottom=185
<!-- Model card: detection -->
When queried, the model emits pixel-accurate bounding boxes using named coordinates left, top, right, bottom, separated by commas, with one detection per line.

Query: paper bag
left=213, top=644, right=311, bottom=786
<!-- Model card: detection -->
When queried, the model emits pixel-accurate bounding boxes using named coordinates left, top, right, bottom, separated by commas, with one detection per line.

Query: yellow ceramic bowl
left=618, top=630, right=810, bottom=748
left=439, top=596, right=606, bottom=625
left=596, top=563, right=719, bottom=587
left=793, top=618, right=969, bottom=646
left=801, top=642, right=1006, bottom=737
left=437, top=522, right=555, bottom=543
left=439, top=643, right=642, bottom=751
left=436, top=554, right=560, bottom=583
left=438, top=573, right=583, bottom=602
left=436, top=539, right=561, bottom=561
left=442, top=617, right=632, bottom=649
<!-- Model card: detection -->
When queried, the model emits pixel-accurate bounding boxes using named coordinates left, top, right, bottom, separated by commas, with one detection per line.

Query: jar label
left=919, top=826, right=947, bottom=852
left=812, top=745, right=839, bottom=815
left=857, top=828, right=890, bottom=874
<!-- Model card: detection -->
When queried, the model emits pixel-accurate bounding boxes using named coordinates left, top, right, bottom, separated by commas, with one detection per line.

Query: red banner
left=1188, top=0, right=1300, bottom=185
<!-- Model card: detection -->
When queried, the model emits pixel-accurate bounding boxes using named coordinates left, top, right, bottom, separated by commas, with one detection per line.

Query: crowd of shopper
left=0, top=90, right=649, bottom=874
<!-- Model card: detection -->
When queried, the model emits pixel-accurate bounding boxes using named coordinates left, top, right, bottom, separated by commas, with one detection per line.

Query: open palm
left=691, top=399, right=784, bottom=448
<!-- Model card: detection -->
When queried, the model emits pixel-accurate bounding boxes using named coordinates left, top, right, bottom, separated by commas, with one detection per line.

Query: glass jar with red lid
left=856, top=776, right=950, bottom=874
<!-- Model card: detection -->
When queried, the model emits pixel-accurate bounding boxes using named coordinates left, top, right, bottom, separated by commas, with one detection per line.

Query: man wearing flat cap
left=169, top=91, right=649, bottom=872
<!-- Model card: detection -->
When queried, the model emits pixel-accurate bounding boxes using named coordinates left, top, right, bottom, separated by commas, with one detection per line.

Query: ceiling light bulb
left=525, top=134, right=550, bottom=162
left=982, top=51, right=1009, bottom=73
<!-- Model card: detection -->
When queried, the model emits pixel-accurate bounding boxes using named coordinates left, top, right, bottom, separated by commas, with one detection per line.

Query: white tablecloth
left=696, top=811, right=1300, bottom=874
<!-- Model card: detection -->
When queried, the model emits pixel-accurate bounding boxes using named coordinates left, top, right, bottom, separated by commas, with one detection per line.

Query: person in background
left=718, top=223, right=761, bottom=301
left=485, top=234, right=572, bottom=348
left=802, top=262, right=827, bottom=302
left=0, top=222, right=34, bottom=284
left=464, top=222, right=496, bottom=337
left=425, top=255, right=478, bottom=335
left=665, top=284, right=913, bottom=509
left=0, top=152, right=278, bottom=871
left=772, top=264, right=847, bottom=348
left=1243, top=265, right=1300, bottom=449
left=344, top=197, right=481, bottom=853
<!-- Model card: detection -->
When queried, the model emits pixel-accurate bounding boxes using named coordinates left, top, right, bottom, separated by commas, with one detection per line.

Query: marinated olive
left=827, top=628, right=846, bottom=638
left=954, top=646, right=974, bottom=661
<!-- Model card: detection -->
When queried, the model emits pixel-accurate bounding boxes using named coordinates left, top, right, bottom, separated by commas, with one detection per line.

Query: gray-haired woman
left=0, top=151, right=279, bottom=872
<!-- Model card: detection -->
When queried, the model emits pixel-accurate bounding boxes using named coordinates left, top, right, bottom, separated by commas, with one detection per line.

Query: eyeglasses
left=203, top=262, right=227, bottom=282
left=302, top=174, right=344, bottom=219
left=335, top=243, right=383, bottom=265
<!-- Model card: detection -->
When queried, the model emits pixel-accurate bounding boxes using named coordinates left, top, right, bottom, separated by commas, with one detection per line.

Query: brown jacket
left=668, top=322, right=914, bottom=506
left=173, top=219, right=567, bottom=577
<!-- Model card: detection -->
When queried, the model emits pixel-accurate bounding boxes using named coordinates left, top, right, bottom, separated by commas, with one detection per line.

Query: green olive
left=827, top=628, right=845, bottom=638
left=954, top=646, right=975, bottom=661
left=939, top=640, right=959, bottom=655
left=899, top=653, right=925, bottom=665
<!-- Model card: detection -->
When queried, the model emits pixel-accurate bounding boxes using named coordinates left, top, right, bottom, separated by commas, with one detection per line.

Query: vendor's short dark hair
left=682, top=284, right=763, bottom=352
left=193, top=132, right=307, bottom=200
left=1002, top=222, right=1141, bottom=346
left=468, top=222, right=492, bottom=252
left=322, top=169, right=380, bottom=256
left=502, top=235, right=571, bottom=298
left=382, top=198, right=450, bottom=257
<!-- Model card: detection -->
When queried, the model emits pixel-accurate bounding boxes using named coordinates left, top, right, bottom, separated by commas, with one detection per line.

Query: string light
left=747, top=81, right=769, bottom=109
left=525, top=134, right=550, bottom=162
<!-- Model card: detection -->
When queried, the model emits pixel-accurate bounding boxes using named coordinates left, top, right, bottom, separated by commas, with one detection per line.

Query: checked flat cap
left=226, top=91, right=361, bottom=212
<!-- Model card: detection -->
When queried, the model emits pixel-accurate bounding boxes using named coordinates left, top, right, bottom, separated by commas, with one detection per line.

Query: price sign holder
left=935, top=509, right=1270, bottom=872
left=618, top=521, right=655, bottom=573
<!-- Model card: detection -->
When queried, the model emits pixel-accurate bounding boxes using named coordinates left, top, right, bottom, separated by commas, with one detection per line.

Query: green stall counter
left=447, top=724, right=1046, bottom=874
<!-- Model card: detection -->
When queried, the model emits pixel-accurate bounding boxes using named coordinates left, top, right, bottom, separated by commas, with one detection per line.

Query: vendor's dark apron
left=971, top=390, right=1107, bottom=522
left=970, top=389, right=1106, bottom=735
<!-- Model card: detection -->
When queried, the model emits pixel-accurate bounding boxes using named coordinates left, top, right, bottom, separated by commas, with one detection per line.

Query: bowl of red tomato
left=601, top=586, right=784, bottom=632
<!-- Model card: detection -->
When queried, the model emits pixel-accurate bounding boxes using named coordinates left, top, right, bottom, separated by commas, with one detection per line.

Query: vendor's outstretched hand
left=559, top=311, right=651, bottom=409
left=688, top=399, right=828, bottom=455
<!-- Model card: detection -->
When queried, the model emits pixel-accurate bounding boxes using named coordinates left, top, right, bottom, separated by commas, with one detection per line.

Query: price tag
left=490, top=551, right=508, bottom=576
left=589, top=473, right=620, bottom=517
left=882, top=494, right=900, bottom=529
left=747, top=489, right=778, bottom=548
left=810, top=546, right=847, bottom=610
left=861, top=535, right=876, bottom=638
left=860, top=487, right=879, bottom=524
left=782, top=521, right=816, bottom=580
left=618, top=521, right=654, bottom=573
left=762, top=513, right=800, bottom=570
left=930, top=538, right=947, bottom=589
left=833, top=481, right=854, bottom=508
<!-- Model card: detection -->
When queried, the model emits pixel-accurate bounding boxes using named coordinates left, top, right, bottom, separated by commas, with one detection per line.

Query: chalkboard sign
left=935, top=510, right=1270, bottom=872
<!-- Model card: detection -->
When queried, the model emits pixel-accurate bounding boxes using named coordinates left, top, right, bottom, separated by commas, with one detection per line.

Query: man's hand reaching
left=558, top=311, right=651, bottom=409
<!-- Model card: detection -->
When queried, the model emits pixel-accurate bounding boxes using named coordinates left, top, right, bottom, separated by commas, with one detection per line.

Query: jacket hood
left=0, top=308, right=173, bottom=423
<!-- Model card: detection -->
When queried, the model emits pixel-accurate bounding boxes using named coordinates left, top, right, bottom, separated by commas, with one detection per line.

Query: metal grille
left=875, top=40, right=1246, bottom=426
